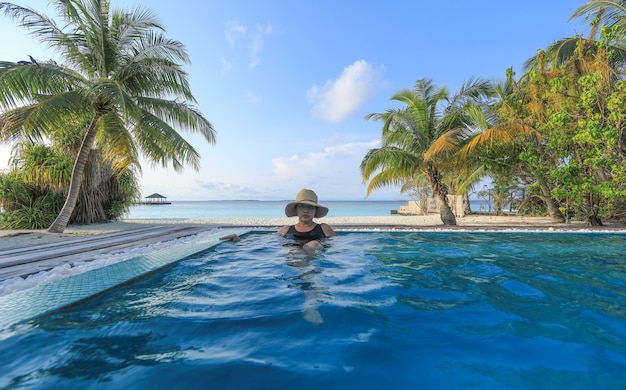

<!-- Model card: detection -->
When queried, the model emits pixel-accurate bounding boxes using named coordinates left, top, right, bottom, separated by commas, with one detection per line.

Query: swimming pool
left=1, top=231, right=625, bottom=389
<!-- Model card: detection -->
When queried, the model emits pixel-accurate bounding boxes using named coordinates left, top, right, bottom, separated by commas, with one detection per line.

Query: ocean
left=125, top=200, right=411, bottom=219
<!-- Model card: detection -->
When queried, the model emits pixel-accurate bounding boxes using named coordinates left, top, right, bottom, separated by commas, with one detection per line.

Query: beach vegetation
left=398, top=1, right=626, bottom=226
left=0, top=163, right=66, bottom=229
left=0, top=0, right=216, bottom=232
left=0, top=134, right=136, bottom=228
left=0, top=171, right=32, bottom=213
left=2, top=0, right=626, bottom=227
left=0, top=191, right=62, bottom=229
left=361, top=78, right=492, bottom=225
left=494, top=61, right=569, bottom=222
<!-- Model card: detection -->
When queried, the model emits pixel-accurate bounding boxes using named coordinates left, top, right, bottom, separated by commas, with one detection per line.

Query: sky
left=0, top=1, right=590, bottom=201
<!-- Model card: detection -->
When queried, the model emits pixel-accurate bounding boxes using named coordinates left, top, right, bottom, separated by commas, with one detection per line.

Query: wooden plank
left=0, top=225, right=210, bottom=282
left=0, top=226, right=179, bottom=267
left=0, top=226, right=164, bottom=258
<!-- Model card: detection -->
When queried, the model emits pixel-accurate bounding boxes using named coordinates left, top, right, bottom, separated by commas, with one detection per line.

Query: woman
left=277, top=188, right=336, bottom=248
left=220, top=188, right=336, bottom=247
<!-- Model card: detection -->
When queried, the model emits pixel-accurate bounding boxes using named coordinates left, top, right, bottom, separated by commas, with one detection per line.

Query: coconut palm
left=0, top=0, right=215, bottom=233
left=525, top=2, right=626, bottom=71
left=572, top=0, right=626, bottom=34
left=459, top=67, right=570, bottom=223
left=361, top=78, right=491, bottom=225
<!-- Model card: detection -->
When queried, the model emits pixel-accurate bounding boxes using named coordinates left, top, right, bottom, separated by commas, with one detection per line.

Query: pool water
left=1, top=231, right=626, bottom=389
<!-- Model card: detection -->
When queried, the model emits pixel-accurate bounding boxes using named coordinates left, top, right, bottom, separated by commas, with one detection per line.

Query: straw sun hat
left=284, top=189, right=329, bottom=218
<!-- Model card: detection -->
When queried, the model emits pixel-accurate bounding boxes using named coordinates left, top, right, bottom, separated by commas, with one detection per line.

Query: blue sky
left=1, top=1, right=589, bottom=201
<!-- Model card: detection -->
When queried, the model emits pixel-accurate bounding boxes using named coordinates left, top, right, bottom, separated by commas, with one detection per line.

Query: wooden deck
left=0, top=224, right=210, bottom=282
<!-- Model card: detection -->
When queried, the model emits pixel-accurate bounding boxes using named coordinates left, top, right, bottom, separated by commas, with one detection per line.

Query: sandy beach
left=1, top=213, right=625, bottom=251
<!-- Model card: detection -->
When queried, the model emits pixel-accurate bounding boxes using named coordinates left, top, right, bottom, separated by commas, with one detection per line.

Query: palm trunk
left=73, top=150, right=110, bottom=224
left=429, top=167, right=456, bottom=226
left=438, top=191, right=457, bottom=225
left=47, top=115, right=101, bottom=233
left=463, top=192, right=472, bottom=215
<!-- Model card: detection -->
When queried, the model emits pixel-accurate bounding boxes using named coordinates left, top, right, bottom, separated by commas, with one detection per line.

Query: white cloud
left=132, top=136, right=399, bottom=201
left=224, top=19, right=272, bottom=70
left=224, top=19, right=246, bottom=48
left=265, top=137, right=399, bottom=199
left=249, top=22, right=272, bottom=69
left=307, top=60, right=383, bottom=123
left=196, top=180, right=261, bottom=197
left=271, top=138, right=379, bottom=182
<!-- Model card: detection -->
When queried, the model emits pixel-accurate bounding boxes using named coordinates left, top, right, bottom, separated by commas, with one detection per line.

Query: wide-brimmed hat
left=284, top=189, right=329, bottom=218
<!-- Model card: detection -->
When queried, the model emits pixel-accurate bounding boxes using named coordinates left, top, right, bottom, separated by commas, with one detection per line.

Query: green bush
left=0, top=193, right=63, bottom=229
left=106, top=200, right=127, bottom=220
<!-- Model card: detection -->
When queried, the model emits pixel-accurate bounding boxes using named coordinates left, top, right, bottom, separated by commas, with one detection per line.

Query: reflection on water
left=50, top=333, right=182, bottom=381
left=284, top=247, right=326, bottom=325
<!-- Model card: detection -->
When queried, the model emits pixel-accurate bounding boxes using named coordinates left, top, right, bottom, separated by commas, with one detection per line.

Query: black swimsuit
left=284, top=224, right=326, bottom=244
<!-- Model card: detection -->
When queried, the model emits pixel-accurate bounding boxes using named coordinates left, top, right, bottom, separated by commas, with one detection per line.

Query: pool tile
left=0, top=229, right=250, bottom=330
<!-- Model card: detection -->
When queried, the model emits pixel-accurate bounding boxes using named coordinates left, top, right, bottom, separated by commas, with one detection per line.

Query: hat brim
left=285, top=201, right=328, bottom=218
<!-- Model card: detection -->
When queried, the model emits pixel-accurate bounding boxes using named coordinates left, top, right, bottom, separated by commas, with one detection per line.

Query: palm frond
left=455, top=165, right=486, bottom=195
left=132, top=108, right=202, bottom=172
left=570, top=0, right=626, bottom=27
left=136, top=96, right=216, bottom=144
left=424, top=128, right=463, bottom=161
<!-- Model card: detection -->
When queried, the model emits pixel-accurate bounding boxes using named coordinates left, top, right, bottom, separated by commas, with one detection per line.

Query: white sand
left=123, top=214, right=559, bottom=227
left=0, top=213, right=615, bottom=250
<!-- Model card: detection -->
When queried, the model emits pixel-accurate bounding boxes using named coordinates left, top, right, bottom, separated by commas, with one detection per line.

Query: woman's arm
left=221, top=226, right=290, bottom=243
left=276, top=225, right=290, bottom=236
left=219, top=233, right=241, bottom=242
left=321, top=223, right=336, bottom=237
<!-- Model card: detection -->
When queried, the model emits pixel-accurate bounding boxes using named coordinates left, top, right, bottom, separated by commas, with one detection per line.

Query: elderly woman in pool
left=220, top=189, right=336, bottom=248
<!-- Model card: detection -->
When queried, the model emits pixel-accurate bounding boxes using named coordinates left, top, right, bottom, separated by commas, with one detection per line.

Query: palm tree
left=572, top=0, right=626, bottom=35
left=526, top=2, right=626, bottom=73
left=361, top=78, right=491, bottom=225
left=459, top=66, right=573, bottom=223
left=449, top=98, right=500, bottom=216
left=570, top=0, right=626, bottom=161
left=0, top=0, right=216, bottom=233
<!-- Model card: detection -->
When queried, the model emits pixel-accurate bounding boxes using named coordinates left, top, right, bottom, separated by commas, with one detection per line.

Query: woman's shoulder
left=276, top=225, right=293, bottom=236
left=319, top=222, right=336, bottom=236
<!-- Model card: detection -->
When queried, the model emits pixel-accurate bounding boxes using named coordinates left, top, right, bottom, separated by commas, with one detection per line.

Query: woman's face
left=296, top=204, right=316, bottom=220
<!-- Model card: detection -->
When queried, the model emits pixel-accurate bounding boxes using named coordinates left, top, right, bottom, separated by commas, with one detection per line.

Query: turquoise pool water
left=1, top=231, right=625, bottom=389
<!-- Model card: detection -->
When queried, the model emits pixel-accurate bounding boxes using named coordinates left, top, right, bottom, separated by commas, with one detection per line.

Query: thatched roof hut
left=143, top=193, right=171, bottom=204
